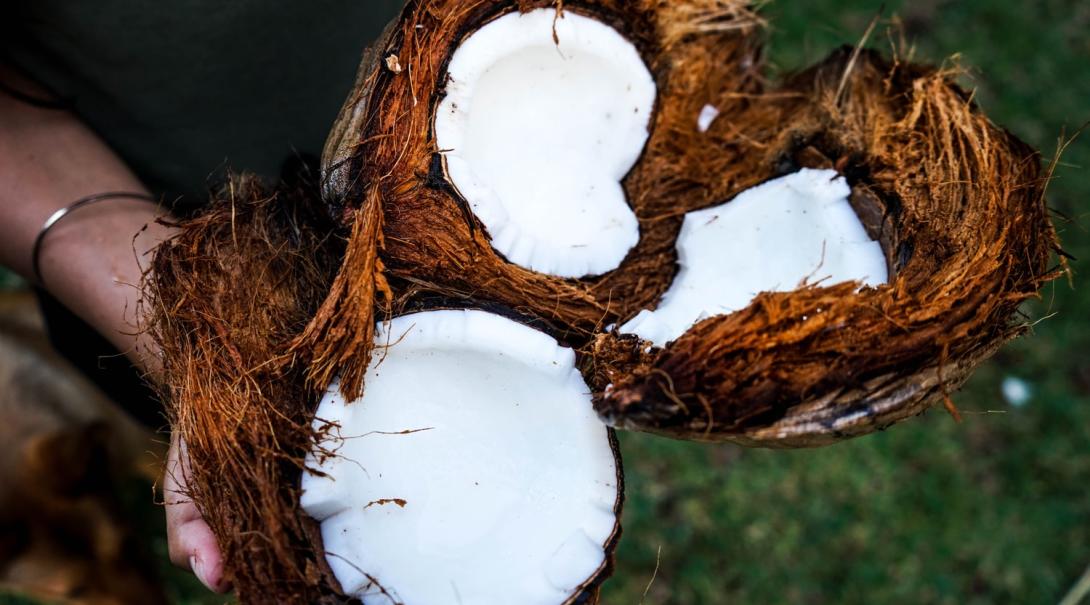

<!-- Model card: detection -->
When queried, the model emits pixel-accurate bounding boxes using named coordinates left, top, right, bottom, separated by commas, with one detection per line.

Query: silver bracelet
left=32, top=191, right=160, bottom=286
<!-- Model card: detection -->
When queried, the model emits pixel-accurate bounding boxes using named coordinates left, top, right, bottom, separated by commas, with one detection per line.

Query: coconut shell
left=146, top=173, right=621, bottom=603
left=321, top=1, right=1060, bottom=444
left=585, top=49, right=1061, bottom=444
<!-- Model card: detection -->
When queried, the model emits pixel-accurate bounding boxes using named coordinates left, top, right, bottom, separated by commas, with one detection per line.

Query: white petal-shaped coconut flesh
left=621, top=169, right=889, bottom=346
left=301, top=310, right=621, bottom=604
left=435, top=8, right=656, bottom=278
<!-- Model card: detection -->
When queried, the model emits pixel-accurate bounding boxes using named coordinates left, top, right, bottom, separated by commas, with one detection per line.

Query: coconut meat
left=435, top=9, right=656, bottom=278
left=621, top=169, right=889, bottom=347
left=301, top=310, right=620, bottom=605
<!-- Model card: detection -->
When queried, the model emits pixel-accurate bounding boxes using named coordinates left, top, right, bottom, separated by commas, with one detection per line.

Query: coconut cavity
left=435, top=9, right=656, bottom=278
left=621, top=169, right=889, bottom=346
left=300, top=310, right=620, bottom=604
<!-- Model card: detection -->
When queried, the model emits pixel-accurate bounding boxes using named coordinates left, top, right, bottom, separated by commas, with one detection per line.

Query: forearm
left=0, top=76, right=175, bottom=372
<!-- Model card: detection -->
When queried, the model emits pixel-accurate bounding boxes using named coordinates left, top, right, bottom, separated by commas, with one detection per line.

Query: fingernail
left=191, top=555, right=212, bottom=590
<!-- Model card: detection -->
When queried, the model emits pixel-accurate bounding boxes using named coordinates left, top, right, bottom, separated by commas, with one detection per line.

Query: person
left=0, top=1, right=403, bottom=594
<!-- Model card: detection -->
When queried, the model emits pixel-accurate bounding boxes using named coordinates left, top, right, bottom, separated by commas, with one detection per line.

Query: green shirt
left=3, top=0, right=403, bottom=202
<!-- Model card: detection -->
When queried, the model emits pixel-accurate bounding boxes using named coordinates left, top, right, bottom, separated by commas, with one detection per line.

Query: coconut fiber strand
left=147, top=174, right=351, bottom=603
left=145, top=0, right=1061, bottom=602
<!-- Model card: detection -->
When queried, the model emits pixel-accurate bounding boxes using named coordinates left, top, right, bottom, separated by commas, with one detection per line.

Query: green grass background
left=2, top=0, right=1087, bottom=603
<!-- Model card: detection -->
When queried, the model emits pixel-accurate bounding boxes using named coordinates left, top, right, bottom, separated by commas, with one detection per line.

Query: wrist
left=36, top=195, right=176, bottom=375
left=32, top=192, right=160, bottom=285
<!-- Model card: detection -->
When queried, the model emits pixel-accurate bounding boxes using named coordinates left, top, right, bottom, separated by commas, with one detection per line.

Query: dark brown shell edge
left=564, top=428, right=626, bottom=605
left=322, top=12, right=404, bottom=215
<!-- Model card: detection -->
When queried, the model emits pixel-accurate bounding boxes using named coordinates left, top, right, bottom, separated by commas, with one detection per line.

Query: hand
left=164, top=434, right=231, bottom=594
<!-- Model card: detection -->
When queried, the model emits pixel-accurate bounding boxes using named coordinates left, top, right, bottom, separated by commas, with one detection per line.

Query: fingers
left=164, top=434, right=232, bottom=594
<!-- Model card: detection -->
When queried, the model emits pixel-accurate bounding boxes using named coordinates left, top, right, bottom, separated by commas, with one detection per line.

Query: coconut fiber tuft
left=145, top=0, right=1062, bottom=601
left=147, top=174, right=350, bottom=603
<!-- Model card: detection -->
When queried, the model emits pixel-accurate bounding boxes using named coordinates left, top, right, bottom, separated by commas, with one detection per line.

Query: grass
left=2, top=1, right=1088, bottom=603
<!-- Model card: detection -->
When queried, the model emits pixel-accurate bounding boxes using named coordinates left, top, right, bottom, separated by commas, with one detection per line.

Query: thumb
left=164, top=434, right=232, bottom=594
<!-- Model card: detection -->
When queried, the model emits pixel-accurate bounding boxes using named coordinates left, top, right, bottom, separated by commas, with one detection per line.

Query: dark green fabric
left=3, top=0, right=403, bottom=202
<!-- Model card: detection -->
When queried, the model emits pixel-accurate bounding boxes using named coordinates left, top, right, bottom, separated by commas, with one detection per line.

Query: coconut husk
left=321, top=0, right=1060, bottom=444
left=585, top=49, right=1062, bottom=445
left=146, top=174, right=351, bottom=603
left=145, top=0, right=1062, bottom=601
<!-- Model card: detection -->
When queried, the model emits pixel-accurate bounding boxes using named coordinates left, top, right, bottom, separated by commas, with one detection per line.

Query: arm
left=0, top=71, right=229, bottom=594
left=0, top=79, right=163, bottom=356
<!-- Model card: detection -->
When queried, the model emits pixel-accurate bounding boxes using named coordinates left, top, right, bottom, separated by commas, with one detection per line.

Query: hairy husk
left=145, top=0, right=1061, bottom=601
left=147, top=176, right=352, bottom=603
left=586, top=49, right=1061, bottom=445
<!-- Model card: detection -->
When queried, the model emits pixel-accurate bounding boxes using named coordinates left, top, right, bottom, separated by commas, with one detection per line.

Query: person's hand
left=164, top=434, right=231, bottom=593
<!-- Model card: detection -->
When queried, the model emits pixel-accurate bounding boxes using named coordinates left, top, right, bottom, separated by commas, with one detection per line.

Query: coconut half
left=301, top=310, right=622, bottom=604
left=620, top=169, right=888, bottom=347
left=435, top=9, right=655, bottom=278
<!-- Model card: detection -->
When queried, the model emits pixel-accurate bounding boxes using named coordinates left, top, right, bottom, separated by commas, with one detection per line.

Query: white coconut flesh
left=621, top=169, right=890, bottom=347
left=300, top=310, right=620, bottom=605
left=435, top=9, right=656, bottom=278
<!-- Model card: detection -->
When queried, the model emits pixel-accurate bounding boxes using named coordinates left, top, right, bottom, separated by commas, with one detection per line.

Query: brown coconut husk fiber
left=586, top=48, right=1063, bottom=445
left=147, top=174, right=351, bottom=603
left=145, top=0, right=1062, bottom=602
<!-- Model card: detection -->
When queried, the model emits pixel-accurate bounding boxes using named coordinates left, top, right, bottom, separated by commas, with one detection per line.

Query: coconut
left=433, top=9, right=655, bottom=278
left=145, top=1, right=1061, bottom=602
left=321, top=0, right=1060, bottom=445
left=617, top=168, right=889, bottom=347
left=583, top=49, right=1061, bottom=445
left=301, top=310, right=622, bottom=604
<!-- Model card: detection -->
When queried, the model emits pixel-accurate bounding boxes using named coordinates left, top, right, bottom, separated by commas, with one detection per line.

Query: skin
left=0, top=70, right=229, bottom=593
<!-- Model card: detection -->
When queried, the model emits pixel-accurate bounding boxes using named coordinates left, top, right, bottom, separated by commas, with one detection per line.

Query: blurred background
left=1, top=0, right=1087, bottom=603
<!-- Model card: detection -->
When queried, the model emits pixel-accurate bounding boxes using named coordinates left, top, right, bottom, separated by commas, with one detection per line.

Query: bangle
left=32, top=191, right=160, bottom=287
